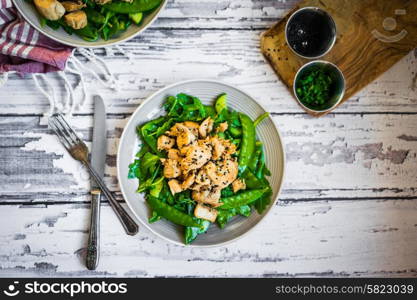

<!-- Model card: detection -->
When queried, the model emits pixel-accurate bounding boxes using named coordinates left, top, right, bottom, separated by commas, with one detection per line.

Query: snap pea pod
left=253, top=112, right=269, bottom=127
left=256, top=146, right=266, bottom=179
left=219, top=188, right=268, bottom=210
left=248, top=141, right=262, bottom=172
left=238, top=113, right=255, bottom=172
left=104, top=0, right=162, bottom=13
left=242, top=169, right=264, bottom=189
left=147, top=196, right=203, bottom=228
left=254, top=187, right=273, bottom=214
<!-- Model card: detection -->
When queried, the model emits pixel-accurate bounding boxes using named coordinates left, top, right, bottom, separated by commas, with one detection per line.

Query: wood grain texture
left=0, top=200, right=416, bottom=277
left=261, top=0, right=417, bottom=116
left=0, top=0, right=416, bottom=278
left=154, top=0, right=299, bottom=29
left=2, top=31, right=416, bottom=115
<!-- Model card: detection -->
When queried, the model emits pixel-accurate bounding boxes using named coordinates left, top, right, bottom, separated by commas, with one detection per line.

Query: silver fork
left=49, top=114, right=139, bottom=236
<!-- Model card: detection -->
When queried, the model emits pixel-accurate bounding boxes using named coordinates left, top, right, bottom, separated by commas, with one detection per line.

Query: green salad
left=128, top=93, right=273, bottom=244
left=29, top=0, right=162, bottom=42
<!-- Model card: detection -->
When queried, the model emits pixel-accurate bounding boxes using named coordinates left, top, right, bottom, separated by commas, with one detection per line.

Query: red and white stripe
left=0, top=1, right=72, bottom=73
left=0, top=2, right=40, bottom=59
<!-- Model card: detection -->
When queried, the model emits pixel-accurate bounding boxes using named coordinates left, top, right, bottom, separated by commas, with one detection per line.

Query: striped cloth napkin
left=0, top=0, right=73, bottom=74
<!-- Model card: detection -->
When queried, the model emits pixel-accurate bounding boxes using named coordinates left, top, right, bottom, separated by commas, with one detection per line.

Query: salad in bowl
left=128, top=93, right=273, bottom=244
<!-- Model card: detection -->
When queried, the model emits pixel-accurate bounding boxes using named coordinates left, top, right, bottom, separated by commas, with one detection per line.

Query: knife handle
left=86, top=189, right=101, bottom=270
left=83, top=161, right=139, bottom=236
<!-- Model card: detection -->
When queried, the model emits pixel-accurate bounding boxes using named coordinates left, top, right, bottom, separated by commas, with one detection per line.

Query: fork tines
left=48, top=114, right=84, bottom=150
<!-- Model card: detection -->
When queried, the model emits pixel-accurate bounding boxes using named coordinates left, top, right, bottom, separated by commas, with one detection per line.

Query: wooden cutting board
left=260, top=0, right=417, bottom=116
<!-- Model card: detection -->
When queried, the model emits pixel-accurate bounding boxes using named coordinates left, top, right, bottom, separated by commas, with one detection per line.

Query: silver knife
left=86, top=95, right=107, bottom=270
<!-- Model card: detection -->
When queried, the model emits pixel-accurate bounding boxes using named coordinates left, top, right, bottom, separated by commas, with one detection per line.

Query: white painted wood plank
left=153, top=0, right=298, bottom=29
left=1, top=114, right=417, bottom=203
left=0, top=200, right=415, bottom=277
left=0, top=30, right=415, bottom=115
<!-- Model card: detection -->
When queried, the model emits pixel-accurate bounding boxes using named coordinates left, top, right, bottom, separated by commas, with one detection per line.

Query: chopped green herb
left=296, top=67, right=334, bottom=107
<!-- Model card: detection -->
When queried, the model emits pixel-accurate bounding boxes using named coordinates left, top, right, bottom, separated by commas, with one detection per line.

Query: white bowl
left=117, top=79, right=286, bottom=246
left=14, top=0, right=167, bottom=48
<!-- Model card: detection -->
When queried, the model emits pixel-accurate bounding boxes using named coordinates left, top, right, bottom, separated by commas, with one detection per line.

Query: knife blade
left=86, top=95, right=106, bottom=270
left=91, top=95, right=107, bottom=188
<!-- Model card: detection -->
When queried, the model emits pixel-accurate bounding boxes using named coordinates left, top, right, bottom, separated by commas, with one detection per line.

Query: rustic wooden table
left=0, top=0, right=416, bottom=277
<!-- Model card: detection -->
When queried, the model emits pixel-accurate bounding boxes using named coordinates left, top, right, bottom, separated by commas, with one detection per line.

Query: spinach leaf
left=185, top=219, right=210, bottom=244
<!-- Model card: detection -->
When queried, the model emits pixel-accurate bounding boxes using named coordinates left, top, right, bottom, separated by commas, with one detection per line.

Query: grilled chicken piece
left=157, top=135, right=175, bottom=151
left=191, top=183, right=208, bottom=191
left=167, top=149, right=181, bottom=160
left=175, top=124, right=196, bottom=149
left=34, top=0, right=65, bottom=21
left=162, top=159, right=181, bottom=178
left=160, top=120, right=240, bottom=199
left=199, top=117, right=214, bottom=138
left=194, top=204, right=218, bottom=222
left=181, top=171, right=196, bottom=190
left=220, top=138, right=237, bottom=157
left=94, top=0, right=112, bottom=5
left=232, top=178, right=246, bottom=193
left=205, top=159, right=238, bottom=189
left=180, top=144, right=212, bottom=172
left=210, top=136, right=226, bottom=160
left=216, top=122, right=228, bottom=133
left=61, top=1, right=86, bottom=12
left=168, top=123, right=196, bottom=137
left=183, top=121, right=200, bottom=137
left=168, top=179, right=182, bottom=195
left=195, top=169, right=211, bottom=185
left=179, top=144, right=193, bottom=156
left=166, top=123, right=181, bottom=136
left=64, top=10, right=87, bottom=29
left=192, top=186, right=221, bottom=207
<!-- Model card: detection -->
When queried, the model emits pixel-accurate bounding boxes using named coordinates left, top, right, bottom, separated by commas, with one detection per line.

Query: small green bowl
left=293, top=60, right=345, bottom=113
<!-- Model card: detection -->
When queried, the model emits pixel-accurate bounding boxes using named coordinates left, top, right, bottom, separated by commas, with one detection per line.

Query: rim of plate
left=117, top=79, right=286, bottom=247
left=14, top=0, right=167, bottom=48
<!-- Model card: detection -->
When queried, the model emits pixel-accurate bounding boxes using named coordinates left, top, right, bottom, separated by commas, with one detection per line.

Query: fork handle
left=86, top=189, right=101, bottom=270
left=83, top=161, right=139, bottom=236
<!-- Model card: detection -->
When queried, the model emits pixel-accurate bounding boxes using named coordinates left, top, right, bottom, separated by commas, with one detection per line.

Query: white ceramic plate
left=14, top=0, right=167, bottom=48
left=117, top=79, right=285, bottom=246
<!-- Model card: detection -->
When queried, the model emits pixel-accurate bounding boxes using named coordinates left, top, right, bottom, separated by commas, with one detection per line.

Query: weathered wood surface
left=1, top=200, right=416, bottom=277
left=0, top=0, right=416, bottom=277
